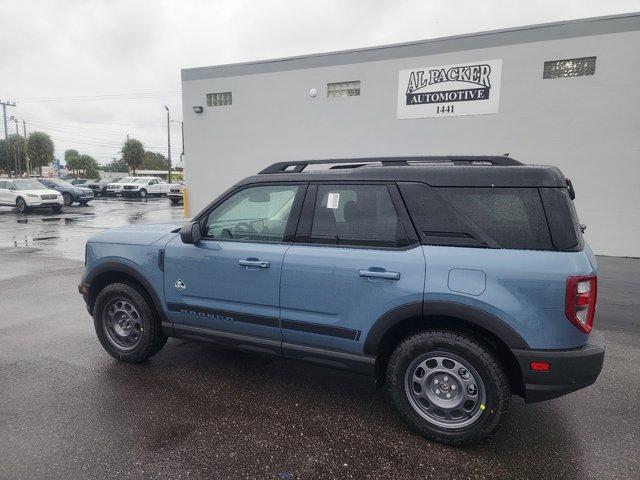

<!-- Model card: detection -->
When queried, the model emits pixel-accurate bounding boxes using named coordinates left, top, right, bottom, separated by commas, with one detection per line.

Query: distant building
left=181, top=13, right=640, bottom=257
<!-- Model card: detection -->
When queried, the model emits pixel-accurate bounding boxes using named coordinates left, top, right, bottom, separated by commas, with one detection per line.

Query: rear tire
left=93, top=282, right=167, bottom=363
left=16, top=197, right=29, bottom=213
left=386, top=330, right=510, bottom=445
left=170, top=198, right=181, bottom=205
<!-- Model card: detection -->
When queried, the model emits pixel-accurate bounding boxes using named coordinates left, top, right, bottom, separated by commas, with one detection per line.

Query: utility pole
left=1, top=100, right=16, bottom=175
left=164, top=106, right=171, bottom=182
left=10, top=116, right=19, bottom=175
left=23, top=120, right=30, bottom=174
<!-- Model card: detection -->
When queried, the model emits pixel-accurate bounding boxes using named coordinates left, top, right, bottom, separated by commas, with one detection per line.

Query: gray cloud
left=1, top=0, right=638, bottom=164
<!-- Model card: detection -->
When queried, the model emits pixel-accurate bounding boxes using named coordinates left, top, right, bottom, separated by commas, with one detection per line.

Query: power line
left=25, top=116, right=178, bottom=128
left=15, top=91, right=181, bottom=103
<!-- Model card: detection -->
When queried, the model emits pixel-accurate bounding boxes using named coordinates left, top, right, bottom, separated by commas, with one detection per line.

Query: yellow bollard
left=182, top=186, right=189, bottom=219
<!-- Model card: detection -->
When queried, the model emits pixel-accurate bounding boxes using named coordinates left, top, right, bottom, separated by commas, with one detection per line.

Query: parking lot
left=0, top=197, right=639, bottom=480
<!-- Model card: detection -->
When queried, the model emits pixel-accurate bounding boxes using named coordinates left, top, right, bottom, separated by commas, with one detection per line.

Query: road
left=0, top=197, right=638, bottom=479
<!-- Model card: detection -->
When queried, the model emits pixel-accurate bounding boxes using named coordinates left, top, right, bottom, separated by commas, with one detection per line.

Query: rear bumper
left=512, top=330, right=605, bottom=403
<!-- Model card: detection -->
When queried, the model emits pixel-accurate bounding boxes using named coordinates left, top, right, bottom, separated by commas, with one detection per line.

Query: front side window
left=204, top=185, right=299, bottom=243
left=310, top=184, right=405, bottom=247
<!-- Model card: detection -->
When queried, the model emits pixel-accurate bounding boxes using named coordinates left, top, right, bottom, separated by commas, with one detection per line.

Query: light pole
left=164, top=106, right=171, bottom=182
left=23, top=120, right=30, bottom=174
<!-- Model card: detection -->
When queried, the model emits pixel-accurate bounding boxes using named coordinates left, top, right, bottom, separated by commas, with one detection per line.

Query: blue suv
left=79, top=157, right=604, bottom=445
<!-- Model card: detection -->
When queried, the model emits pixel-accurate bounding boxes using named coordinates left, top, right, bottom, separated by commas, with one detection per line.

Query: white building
left=181, top=13, right=640, bottom=257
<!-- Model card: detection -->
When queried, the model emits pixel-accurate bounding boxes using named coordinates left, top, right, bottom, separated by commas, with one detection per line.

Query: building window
left=543, top=57, right=596, bottom=79
left=207, top=92, right=232, bottom=107
left=327, top=81, right=361, bottom=98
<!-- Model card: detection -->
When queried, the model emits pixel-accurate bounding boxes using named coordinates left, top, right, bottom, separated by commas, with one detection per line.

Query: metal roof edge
left=181, top=11, right=640, bottom=82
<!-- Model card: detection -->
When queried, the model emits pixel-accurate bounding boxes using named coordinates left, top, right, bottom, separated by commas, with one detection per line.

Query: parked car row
left=0, top=175, right=184, bottom=213
left=101, top=176, right=184, bottom=204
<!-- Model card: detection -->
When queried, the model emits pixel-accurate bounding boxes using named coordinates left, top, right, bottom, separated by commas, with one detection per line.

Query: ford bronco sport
left=79, top=156, right=604, bottom=445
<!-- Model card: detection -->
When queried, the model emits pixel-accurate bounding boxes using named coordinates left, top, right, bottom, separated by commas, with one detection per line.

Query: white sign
left=397, top=59, right=502, bottom=119
left=326, top=193, right=340, bottom=209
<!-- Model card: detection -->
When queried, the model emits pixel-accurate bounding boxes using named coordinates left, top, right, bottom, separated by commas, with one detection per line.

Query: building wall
left=181, top=28, right=640, bottom=257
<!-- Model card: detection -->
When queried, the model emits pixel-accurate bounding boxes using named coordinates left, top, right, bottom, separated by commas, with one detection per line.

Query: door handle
left=239, top=259, right=270, bottom=268
left=359, top=269, right=401, bottom=280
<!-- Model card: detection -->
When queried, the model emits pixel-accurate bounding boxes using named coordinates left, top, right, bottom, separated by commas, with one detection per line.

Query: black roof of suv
left=237, top=156, right=568, bottom=188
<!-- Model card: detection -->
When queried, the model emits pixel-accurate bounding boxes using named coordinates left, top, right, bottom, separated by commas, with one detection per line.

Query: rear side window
left=399, top=183, right=553, bottom=250
left=539, top=187, right=583, bottom=251
left=310, top=184, right=407, bottom=248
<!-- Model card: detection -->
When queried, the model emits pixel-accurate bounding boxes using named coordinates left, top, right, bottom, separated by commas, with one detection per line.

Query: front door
left=163, top=183, right=305, bottom=346
left=280, top=183, right=425, bottom=355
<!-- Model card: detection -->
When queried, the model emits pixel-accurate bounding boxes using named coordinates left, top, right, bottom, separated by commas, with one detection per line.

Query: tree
left=77, top=154, right=100, bottom=178
left=0, top=135, right=28, bottom=174
left=65, top=149, right=80, bottom=174
left=0, top=139, right=6, bottom=174
left=26, top=132, right=55, bottom=175
left=121, top=138, right=144, bottom=175
left=142, top=151, right=168, bottom=170
left=102, top=157, right=129, bottom=173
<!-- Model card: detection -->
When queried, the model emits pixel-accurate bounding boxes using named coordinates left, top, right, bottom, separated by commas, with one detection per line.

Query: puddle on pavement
left=0, top=246, right=42, bottom=254
left=1, top=197, right=185, bottom=262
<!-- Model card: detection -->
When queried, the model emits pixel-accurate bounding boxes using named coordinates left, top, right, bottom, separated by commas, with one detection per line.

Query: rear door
left=279, top=183, right=425, bottom=355
left=163, top=183, right=306, bottom=347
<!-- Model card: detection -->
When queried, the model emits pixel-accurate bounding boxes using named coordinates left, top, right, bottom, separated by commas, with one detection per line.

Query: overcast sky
left=1, top=0, right=638, bottom=166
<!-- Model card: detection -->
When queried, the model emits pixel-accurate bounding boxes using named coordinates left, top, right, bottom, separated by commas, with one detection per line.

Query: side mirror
left=180, top=221, right=202, bottom=244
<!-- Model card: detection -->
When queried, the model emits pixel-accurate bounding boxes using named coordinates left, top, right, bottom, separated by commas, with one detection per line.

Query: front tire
left=387, top=330, right=510, bottom=445
left=16, top=197, right=29, bottom=213
left=62, top=192, right=73, bottom=206
left=93, top=282, right=167, bottom=363
left=51, top=205, right=62, bottom=213
left=139, top=189, right=147, bottom=198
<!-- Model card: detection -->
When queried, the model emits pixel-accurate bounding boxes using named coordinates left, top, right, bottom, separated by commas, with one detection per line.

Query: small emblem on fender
left=175, top=279, right=186, bottom=291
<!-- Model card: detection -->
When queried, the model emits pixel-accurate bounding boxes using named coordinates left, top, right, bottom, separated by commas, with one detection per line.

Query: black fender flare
left=363, top=301, right=529, bottom=355
left=84, top=261, right=169, bottom=327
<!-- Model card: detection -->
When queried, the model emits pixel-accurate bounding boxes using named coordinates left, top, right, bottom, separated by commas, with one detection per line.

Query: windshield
left=116, top=177, right=135, bottom=184
left=49, top=178, right=74, bottom=187
left=13, top=179, right=48, bottom=190
left=133, top=178, right=150, bottom=184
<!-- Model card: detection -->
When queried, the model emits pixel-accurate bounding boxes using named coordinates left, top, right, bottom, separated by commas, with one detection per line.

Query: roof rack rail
left=258, top=156, right=522, bottom=174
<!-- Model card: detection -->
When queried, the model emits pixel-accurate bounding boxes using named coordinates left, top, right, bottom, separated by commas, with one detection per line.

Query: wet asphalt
left=0, top=197, right=638, bottom=480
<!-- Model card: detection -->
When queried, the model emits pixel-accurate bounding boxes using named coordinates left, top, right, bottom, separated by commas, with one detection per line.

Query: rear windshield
left=399, top=183, right=581, bottom=251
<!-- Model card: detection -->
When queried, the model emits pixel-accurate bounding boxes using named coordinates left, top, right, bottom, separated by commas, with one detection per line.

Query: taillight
left=565, top=275, right=597, bottom=333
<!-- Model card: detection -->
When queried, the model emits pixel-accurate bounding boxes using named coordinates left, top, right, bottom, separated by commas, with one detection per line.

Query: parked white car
left=0, top=178, right=63, bottom=213
left=105, top=177, right=136, bottom=196
left=168, top=183, right=185, bottom=205
left=120, top=177, right=180, bottom=198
